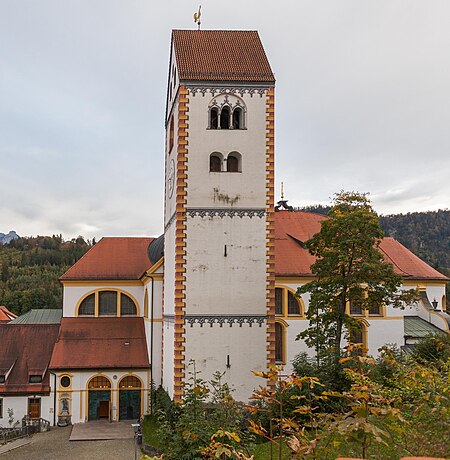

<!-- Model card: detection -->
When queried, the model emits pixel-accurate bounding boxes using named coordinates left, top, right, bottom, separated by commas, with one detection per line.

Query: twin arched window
left=210, top=106, right=244, bottom=130
left=78, top=290, right=138, bottom=317
left=209, top=152, right=241, bottom=173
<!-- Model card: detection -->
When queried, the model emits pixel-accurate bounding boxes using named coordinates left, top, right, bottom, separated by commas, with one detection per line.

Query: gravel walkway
left=0, top=426, right=136, bottom=460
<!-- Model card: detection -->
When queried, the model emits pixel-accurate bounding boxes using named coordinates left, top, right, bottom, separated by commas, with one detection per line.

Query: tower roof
left=172, top=30, right=275, bottom=83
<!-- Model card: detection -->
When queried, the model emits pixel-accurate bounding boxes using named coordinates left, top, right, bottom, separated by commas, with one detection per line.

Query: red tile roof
left=274, top=211, right=448, bottom=280
left=0, top=324, right=60, bottom=394
left=49, top=317, right=149, bottom=370
left=172, top=30, right=275, bottom=82
left=60, top=237, right=154, bottom=281
left=0, top=306, right=17, bottom=322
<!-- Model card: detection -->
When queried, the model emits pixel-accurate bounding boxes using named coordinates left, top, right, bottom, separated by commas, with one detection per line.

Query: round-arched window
left=88, top=376, right=111, bottom=389
left=78, top=294, right=94, bottom=316
left=119, top=376, right=142, bottom=389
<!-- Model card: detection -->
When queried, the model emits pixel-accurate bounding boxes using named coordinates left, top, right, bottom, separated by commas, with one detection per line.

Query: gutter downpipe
left=49, top=371, right=57, bottom=427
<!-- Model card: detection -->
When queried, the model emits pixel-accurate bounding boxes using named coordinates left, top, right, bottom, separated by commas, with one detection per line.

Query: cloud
left=0, top=1, right=448, bottom=238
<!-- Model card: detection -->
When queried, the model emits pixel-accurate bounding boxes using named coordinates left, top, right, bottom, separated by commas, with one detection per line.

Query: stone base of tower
left=184, top=321, right=267, bottom=401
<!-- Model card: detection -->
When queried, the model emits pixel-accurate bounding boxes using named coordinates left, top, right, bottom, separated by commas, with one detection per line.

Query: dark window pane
left=121, top=294, right=137, bottom=316
left=349, top=326, right=363, bottom=344
left=220, top=107, right=230, bottom=129
left=29, top=375, right=42, bottom=383
left=99, top=291, right=117, bottom=316
left=210, top=155, right=221, bottom=172
left=275, top=288, right=283, bottom=315
left=210, top=108, right=219, bottom=129
left=275, top=322, right=284, bottom=362
left=287, top=291, right=300, bottom=315
left=79, top=294, right=95, bottom=316
left=369, top=303, right=381, bottom=315
left=232, top=108, right=242, bottom=129
left=227, top=156, right=238, bottom=172
left=350, top=301, right=363, bottom=315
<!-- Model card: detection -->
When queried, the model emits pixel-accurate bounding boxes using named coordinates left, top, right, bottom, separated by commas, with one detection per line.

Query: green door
left=119, top=390, right=141, bottom=420
left=88, top=390, right=111, bottom=420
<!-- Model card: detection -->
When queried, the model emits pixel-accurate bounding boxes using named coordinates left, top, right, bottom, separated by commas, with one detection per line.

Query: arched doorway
left=88, top=376, right=111, bottom=421
left=118, top=376, right=142, bottom=420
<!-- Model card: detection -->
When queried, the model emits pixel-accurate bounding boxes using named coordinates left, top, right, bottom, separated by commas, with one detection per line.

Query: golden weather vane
left=193, top=5, right=202, bottom=30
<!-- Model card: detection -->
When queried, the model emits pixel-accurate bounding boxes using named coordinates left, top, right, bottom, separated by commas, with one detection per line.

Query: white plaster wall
left=0, top=395, right=54, bottom=427
left=185, top=216, right=267, bottom=315
left=162, top=322, right=175, bottom=398
left=185, top=323, right=267, bottom=401
left=185, top=89, right=268, bottom=208
left=63, top=284, right=145, bottom=317
left=144, top=320, right=163, bottom=388
left=164, top=97, right=179, bottom=225
left=55, top=370, right=149, bottom=424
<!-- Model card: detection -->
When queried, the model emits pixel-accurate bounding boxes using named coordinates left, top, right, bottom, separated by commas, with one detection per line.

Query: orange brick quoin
left=173, top=86, right=189, bottom=401
left=265, top=87, right=276, bottom=371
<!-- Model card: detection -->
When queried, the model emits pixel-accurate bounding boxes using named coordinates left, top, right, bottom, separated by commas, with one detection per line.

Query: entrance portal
left=87, top=376, right=112, bottom=421
left=118, top=376, right=142, bottom=420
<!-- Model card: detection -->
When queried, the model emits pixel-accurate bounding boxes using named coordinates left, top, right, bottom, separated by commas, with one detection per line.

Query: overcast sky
left=1, top=1, right=449, bottom=240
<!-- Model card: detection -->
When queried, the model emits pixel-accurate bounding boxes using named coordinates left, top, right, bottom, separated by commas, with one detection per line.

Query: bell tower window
left=210, top=153, right=222, bottom=172
left=220, top=106, right=230, bottom=129
left=210, top=108, right=219, bottom=129
left=226, top=152, right=241, bottom=172
left=232, top=108, right=242, bottom=129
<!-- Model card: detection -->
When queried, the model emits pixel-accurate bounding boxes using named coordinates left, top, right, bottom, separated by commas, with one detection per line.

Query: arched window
left=226, top=152, right=241, bottom=173
left=232, top=107, right=242, bottom=129
left=220, top=106, right=230, bottom=129
left=78, top=294, right=95, bottom=316
left=275, top=288, right=283, bottom=315
left=168, top=116, right=174, bottom=152
left=210, top=107, right=219, bottom=129
left=287, top=291, right=300, bottom=315
left=210, top=154, right=222, bottom=172
left=349, top=301, right=363, bottom=316
left=77, top=290, right=139, bottom=317
left=119, top=376, right=142, bottom=389
left=88, top=376, right=111, bottom=389
left=227, top=155, right=239, bottom=172
left=275, top=286, right=303, bottom=317
left=99, top=291, right=117, bottom=316
left=120, top=293, right=137, bottom=316
left=348, top=321, right=368, bottom=356
left=275, top=322, right=285, bottom=363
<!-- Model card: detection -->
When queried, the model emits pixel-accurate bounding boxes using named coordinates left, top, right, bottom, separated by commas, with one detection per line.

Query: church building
left=0, top=29, right=448, bottom=426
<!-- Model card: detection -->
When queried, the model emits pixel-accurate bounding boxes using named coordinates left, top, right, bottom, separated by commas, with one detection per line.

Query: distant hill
left=0, top=231, right=19, bottom=245
left=0, top=235, right=92, bottom=316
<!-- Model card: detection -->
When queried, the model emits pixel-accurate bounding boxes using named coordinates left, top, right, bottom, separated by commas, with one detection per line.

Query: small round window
left=60, top=376, right=71, bottom=388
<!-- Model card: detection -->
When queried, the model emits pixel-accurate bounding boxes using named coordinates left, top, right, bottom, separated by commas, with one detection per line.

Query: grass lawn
left=141, top=415, right=162, bottom=450
left=252, top=440, right=291, bottom=459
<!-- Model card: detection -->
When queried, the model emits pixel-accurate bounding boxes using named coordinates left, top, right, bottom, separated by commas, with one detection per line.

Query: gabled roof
left=0, top=324, right=60, bottom=394
left=274, top=211, right=448, bottom=280
left=49, top=317, right=149, bottom=370
left=172, top=30, right=275, bottom=83
left=60, top=237, right=154, bottom=281
left=10, top=309, right=62, bottom=324
left=378, top=237, right=447, bottom=280
left=0, top=305, right=17, bottom=322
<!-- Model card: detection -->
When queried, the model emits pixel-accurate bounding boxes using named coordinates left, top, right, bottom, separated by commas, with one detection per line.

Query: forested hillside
left=0, top=209, right=448, bottom=316
left=0, top=235, right=92, bottom=315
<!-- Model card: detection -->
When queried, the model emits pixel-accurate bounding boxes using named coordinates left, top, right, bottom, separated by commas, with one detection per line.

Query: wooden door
left=28, top=398, right=41, bottom=419
left=99, top=400, right=109, bottom=418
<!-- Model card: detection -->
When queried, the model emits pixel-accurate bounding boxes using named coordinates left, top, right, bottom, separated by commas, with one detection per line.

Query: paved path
left=70, top=420, right=134, bottom=441
left=0, top=438, right=31, bottom=455
left=0, top=426, right=136, bottom=460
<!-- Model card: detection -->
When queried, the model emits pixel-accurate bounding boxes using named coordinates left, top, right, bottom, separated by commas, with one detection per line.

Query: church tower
left=163, top=30, right=275, bottom=401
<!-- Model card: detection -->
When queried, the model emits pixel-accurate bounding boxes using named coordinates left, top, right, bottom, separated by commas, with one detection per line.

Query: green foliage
left=411, top=333, right=450, bottom=367
left=155, top=363, right=251, bottom=460
left=296, top=191, right=418, bottom=368
left=0, top=235, right=91, bottom=315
